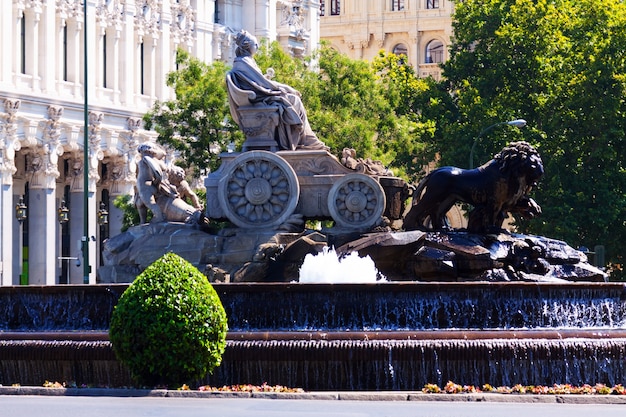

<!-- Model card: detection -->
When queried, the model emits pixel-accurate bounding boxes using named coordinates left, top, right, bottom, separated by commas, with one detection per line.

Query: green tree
left=109, top=252, right=228, bottom=387
left=143, top=49, right=244, bottom=176
left=426, top=0, right=626, bottom=270
left=145, top=41, right=428, bottom=182
left=372, top=51, right=440, bottom=180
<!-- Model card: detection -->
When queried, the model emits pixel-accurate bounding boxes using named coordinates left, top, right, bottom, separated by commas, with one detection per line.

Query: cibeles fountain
left=1, top=29, right=624, bottom=391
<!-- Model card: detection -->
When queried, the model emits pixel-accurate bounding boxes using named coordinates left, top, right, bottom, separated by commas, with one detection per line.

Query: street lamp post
left=83, top=1, right=90, bottom=284
left=469, top=119, right=527, bottom=169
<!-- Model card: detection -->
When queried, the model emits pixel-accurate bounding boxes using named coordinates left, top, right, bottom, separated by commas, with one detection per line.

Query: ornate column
left=25, top=106, right=64, bottom=285
left=104, top=117, right=142, bottom=238
left=67, top=153, right=86, bottom=284
left=0, top=99, right=21, bottom=286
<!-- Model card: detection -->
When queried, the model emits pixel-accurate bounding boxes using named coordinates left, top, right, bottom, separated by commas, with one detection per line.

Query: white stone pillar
left=70, top=19, right=82, bottom=90
left=226, top=0, right=244, bottom=29
left=41, top=2, right=56, bottom=94
left=156, top=2, right=172, bottom=100
left=0, top=186, right=14, bottom=286
left=67, top=154, right=97, bottom=285
left=0, top=98, right=20, bottom=286
left=120, top=4, right=135, bottom=106
left=28, top=187, right=57, bottom=285
left=86, top=1, right=98, bottom=100
left=111, top=29, right=121, bottom=104
left=303, top=0, right=321, bottom=55
left=0, top=1, right=12, bottom=86
left=68, top=190, right=84, bottom=284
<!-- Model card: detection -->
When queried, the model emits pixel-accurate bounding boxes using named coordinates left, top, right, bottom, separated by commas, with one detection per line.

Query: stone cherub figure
left=134, top=143, right=206, bottom=225
left=168, top=165, right=202, bottom=210
left=227, top=29, right=328, bottom=151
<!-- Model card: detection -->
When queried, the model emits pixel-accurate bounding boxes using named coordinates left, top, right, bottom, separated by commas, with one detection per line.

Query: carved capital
left=104, top=157, right=135, bottom=195
left=96, top=0, right=125, bottom=29
left=171, top=1, right=195, bottom=45
left=135, top=0, right=162, bottom=39
left=26, top=146, right=59, bottom=190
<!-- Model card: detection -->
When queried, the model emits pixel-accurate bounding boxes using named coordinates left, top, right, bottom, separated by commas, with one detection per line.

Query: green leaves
left=427, top=0, right=626, bottom=271
left=143, top=49, right=244, bottom=176
left=109, top=253, right=228, bottom=387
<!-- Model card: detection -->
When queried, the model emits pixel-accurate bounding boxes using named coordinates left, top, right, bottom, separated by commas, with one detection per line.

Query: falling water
left=2, top=282, right=626, bottom=389
left=299, top=246, right=386, bottom=283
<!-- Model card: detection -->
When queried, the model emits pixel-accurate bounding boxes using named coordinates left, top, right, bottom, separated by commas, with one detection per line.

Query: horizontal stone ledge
left=3, top=329, right=626, bottom=342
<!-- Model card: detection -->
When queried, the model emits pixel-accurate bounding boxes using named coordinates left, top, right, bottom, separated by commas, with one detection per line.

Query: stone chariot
left=204, top=71, right=408, bottom=230
left=204, top=149, right=408, bottom=230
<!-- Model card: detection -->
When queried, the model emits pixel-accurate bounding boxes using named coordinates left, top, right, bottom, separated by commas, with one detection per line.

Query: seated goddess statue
left=228, top=29, right=328, bottom=151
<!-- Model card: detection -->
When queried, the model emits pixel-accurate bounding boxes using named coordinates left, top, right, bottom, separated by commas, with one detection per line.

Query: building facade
left=319, top=0, right=453, bottom=79
left=0, top=0, right=320, bottom=286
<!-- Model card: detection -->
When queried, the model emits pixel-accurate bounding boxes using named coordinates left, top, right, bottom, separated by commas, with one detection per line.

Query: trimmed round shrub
left=109, top=252, right=228, bottom=387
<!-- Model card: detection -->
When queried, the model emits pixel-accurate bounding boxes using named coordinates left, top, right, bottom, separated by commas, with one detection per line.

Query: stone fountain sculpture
left=134, top=142, right=207, bottom=226
left=101, top=33, right=606, bottom=284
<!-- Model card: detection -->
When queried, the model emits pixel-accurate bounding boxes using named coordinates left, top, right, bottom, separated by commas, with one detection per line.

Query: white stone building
left=0, top=0, right=321, bottom=286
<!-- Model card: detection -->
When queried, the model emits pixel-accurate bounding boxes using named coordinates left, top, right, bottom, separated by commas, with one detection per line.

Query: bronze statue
left=403, top=141, right=543, bottom=233
left=227, top=29, right=327, bottom=151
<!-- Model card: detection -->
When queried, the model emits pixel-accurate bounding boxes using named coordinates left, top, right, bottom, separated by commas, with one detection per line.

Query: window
left=425, top=40, right=444, bottom=63
left=426, top=0, right=439, bottom=9
left=102, top=33, right=107, bottom=88
left=330, top=0, right=340, bottom=15
left=392, top=0, right=405, bottom=11
left=20, top=15, right=26, bottom=74
left=393, top=44, right=408, bottom=57
left=214, top=0, right=223, bottom=23
left=320, top=1, right=325, bottom=16
left=140, top=41, right=145, bottom=94
left=62, top=25, right=68, bottom=81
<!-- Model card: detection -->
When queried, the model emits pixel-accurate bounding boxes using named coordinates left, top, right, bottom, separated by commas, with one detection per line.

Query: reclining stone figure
left=134, top=143, right=206, bottom=225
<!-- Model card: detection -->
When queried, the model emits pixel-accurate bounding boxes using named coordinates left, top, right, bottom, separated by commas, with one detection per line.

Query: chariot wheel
left=218, top=151, right=300, bottom=229
left=327, top=173, right=386, bottom=229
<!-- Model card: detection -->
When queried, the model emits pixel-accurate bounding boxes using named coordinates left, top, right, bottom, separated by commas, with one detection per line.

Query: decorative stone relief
left=135, top=0, right=161, bottom=40
left=25, top=144, right=59, bottom=190
left=280, top=1, right=309, bottom=57
left=17, top=0, right=43, bottom=17
left=281, top=1, right=304, bottom=31
left=170, top=0, right=195, bottom=45
left=0, top=99, right=21, bottom=184
left=66, top=154, right=86, bottom=192
left=96, top=0, right=125, bottom=30
left=107, top=117, right=142, bottom=195
left=57, top=0, right=83, bottom=21
left=87, top=111, right=105, bottom=190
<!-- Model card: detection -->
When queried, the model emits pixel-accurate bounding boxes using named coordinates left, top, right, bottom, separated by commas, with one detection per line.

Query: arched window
left=425, top=39, right=444, bottom=64
left=392, top=43, right=408, bottom=57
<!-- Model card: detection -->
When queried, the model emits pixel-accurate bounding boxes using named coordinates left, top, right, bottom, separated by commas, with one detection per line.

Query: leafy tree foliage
left=143, top=50, right=243, bottom=176
left=421, top=0, right=626, bottom=270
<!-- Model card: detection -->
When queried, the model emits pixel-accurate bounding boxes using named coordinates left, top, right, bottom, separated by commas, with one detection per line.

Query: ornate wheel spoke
left=218, top=151, right=299, bottom=229
left=327, top=173, right=386, bottom=229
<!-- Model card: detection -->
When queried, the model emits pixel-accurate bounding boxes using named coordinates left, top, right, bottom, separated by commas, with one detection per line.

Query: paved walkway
left=2, top=386, right=626, bottom=405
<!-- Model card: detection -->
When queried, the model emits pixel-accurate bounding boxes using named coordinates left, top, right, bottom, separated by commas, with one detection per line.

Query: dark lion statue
left=403, top=141, right=544, bottom=233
